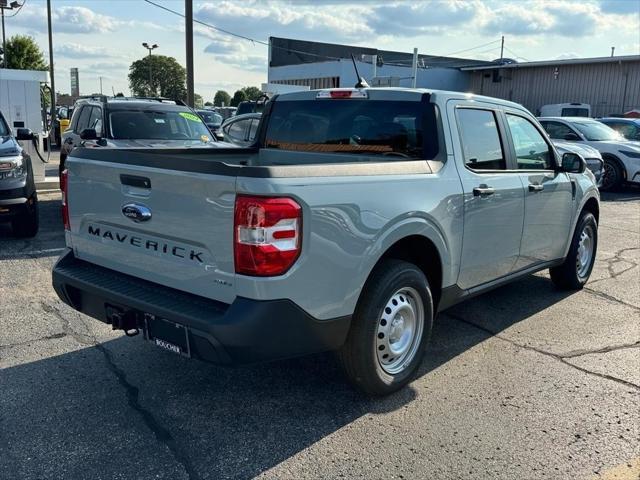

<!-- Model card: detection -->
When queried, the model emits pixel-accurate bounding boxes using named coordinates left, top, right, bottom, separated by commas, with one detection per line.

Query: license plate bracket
left=144, top=314, right=191, bottom=358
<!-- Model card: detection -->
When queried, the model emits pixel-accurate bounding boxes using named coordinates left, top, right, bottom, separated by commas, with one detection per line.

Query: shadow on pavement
left=0, top=273, right=576, bottom=479
left=600, top=185, right=640, bottom=202
left=0, top=196, right=64, bottom=254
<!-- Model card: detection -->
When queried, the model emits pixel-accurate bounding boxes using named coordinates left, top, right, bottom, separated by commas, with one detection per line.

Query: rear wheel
left=338, top=260, right=433, bottom=395
left=550, top=211, right=597, bottom=290
left=12, top=195, right=39, bottom=238
left=600, top=157, right=623, bottom=191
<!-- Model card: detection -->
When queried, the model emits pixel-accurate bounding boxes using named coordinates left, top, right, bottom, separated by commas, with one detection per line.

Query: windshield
left=109, top=109, right=213, bottom=140
left=561, top=108, right=589, bottom=117
left=572, top=121, right=623, bottom=141
left=197, top=111, right=222, bottom=125
left=0, top=115, right=9, bottom=136
left=265, top=100, right=438, bottom=161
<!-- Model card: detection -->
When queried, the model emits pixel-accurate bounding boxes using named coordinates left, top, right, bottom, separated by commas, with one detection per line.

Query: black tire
left=600, top=156, right=623, bottom=192
left=338, top=259, right=433, bottom=396
left=550, top=211, right=597, bottom=290
left=11, top=194, right=39, bottom=238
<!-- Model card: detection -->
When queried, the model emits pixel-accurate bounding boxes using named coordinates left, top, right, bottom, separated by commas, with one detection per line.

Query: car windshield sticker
left=179, top=112, right=202, bottom=123
left=154, top=118, right=165, bottom=123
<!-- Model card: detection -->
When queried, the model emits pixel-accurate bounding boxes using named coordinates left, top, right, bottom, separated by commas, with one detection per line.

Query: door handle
left=528, top=183, right=544, bottom=192
left=473, top=185, right=495, bottom=197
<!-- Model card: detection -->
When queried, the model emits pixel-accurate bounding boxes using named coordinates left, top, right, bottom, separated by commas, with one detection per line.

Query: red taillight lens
left=61, top=169, right=70, bottom=231
left=234, top=195, right=302, bottom=276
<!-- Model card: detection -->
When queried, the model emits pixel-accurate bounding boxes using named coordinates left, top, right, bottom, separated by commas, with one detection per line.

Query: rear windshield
left=197, top=111, right=222, bottom=125
left=109, top=109, right=212, bottom=140
left=264, top=100, right=438, bottom=160
left=561, top=108, right=589, bottom=117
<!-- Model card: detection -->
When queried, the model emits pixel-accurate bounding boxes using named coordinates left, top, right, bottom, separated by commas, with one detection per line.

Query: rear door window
left=540, top=121, right=577, bottom=140
left=456, top=108, right=505, bottom=170
left=265, top=100, right=436, bottom=160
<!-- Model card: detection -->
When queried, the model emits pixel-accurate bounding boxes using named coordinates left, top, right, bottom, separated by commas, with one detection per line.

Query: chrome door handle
left=528, top=183, right=544, bottom=192
left=473, top=185, right=495, bottom=197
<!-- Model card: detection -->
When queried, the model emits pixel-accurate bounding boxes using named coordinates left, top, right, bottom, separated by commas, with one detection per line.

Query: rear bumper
left=52, top=250, right=350, bottom=365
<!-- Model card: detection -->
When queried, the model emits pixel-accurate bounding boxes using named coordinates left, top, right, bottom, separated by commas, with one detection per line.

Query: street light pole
left=185, top=0, right=194, bottom=107
left=1, top=1, right=23, bottom=68
left=141, top=42, right=158, bottom=95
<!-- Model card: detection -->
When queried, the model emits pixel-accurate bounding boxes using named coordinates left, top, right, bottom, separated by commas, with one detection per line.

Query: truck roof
left=275, top=87, right=527, bottom=111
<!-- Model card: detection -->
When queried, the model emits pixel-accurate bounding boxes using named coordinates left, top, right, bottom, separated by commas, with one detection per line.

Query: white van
left=539, top=103, right=591, bottom=117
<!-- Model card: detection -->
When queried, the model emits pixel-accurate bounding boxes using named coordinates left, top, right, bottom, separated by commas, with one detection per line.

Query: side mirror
left=563, top=133, right=580, bottom=141
left=16, top=128, right=35, bottom=141
left=80, top=128, right=98, bottom=140
left=561, top=152, right=586, bottom=174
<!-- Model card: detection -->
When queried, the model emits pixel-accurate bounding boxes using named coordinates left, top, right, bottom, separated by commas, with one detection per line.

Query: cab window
left=75, top=106, right=92, bottom=133
left=456, top=108, right=505, bottom=170
left=88, top=107, right=102, bottom=137
left=506, top=115, right=553, bottom=170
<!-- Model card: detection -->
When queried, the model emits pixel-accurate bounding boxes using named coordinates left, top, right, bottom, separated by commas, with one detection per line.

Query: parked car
left=60, top=96, right=232, bottom=180
left=220, top=112, right=261, bottom=146
left=551, top=140, right=604, bottom=186
left=539, top=116, right=640, bottom=191
left=598, top=117, right=640, bottom=142
left=53, top=88, right=599, bottom=396
left=195, top=109, right=223, bottom=140
left=0, top=110, right=39, bottom=237
left=539, top=103, right=591, bottom=117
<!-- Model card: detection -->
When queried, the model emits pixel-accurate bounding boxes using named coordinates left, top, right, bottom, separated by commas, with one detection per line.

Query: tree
left=4, top=35, right=47, bottom=71
left=230, top=89, right=247, bottom=107
left=241, top=86, right=262, bottom=101
left=194, top=93, right=204, bottom=108
left=214, top=90, right=231, bottom=107
left=128, top=55, right=186, bottom=100
left=204, top=101, right=213, bottom=107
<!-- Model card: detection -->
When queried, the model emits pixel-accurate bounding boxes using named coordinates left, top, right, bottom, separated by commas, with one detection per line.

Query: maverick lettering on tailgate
left=87, top=225, right=204, bottom=263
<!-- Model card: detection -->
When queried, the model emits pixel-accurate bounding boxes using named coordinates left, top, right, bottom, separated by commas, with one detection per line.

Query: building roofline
left=461, top=55, right=640, bottom=71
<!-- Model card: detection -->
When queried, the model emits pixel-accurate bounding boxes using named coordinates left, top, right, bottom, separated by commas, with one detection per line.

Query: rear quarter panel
left=235, top=160, right=464, bottom=320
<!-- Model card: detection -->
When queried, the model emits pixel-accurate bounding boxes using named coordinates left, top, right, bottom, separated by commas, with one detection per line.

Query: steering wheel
left=382, top=151, right=410, bottom=158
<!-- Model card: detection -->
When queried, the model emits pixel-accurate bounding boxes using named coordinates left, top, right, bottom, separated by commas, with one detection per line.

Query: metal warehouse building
left=463, top=56, right=640, bottom=117
left=267, top=37, right=639, bottom=118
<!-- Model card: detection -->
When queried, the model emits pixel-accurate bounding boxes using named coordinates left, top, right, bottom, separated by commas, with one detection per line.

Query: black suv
left=0, top=111, right=39, bottom=237
left=60, top=96, right=230, bottom=179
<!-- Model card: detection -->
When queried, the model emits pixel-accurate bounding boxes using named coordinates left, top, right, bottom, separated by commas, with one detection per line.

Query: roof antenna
left=351, top=53, right=370, bottom=88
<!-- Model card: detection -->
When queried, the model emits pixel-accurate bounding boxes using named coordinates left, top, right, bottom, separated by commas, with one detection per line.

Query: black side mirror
left=16, top=128, right=35, bottom=141
left=561, top=152, right=586, bottom=173
left=563, top=133, right=580, bottom=141
left=80, top=128, right=98, bottom=140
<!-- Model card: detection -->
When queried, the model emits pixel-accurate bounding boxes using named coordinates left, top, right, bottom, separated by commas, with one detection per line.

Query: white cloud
left=54, top=43, right=109, bottom=59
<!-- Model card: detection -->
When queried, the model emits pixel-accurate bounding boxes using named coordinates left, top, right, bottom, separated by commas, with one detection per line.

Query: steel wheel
left=375, top=287, right=425, bottom=375
left=576, top=224, right=595, bottom=279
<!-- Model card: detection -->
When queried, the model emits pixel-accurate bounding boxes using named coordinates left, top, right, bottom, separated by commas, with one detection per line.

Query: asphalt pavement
left=0, top=188, right=638, bottom=480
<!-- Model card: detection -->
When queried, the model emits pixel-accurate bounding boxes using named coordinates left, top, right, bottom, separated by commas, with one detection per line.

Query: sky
left=4, top=0, right=640, bottom=100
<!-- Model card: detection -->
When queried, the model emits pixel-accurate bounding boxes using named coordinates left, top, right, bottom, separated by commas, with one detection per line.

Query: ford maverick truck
left=52, top=88, right=600, bottom=395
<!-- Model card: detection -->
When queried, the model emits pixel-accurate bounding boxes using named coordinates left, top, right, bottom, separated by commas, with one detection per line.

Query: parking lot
left=1, top=185, right=638, bottom=479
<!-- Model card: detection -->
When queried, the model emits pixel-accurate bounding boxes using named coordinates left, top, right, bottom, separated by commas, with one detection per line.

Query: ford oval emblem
left=121, top=203, right=152, bottom=223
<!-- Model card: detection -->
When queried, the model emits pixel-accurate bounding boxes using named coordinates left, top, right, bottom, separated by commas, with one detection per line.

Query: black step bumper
left=52, top=250, right=350, bottom=365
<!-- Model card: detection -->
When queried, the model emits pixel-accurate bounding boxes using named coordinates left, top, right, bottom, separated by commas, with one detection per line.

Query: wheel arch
left=602, top=153, right=627, bottom=181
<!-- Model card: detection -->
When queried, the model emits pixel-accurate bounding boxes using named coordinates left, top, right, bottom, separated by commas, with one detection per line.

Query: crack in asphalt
left=583, top=287, right=640, bottom=312
left=0, top=332, right=67, bottom=350
left=446, top=312, right=640, bottom=392
left=561, top=341, right=640, bottom=359
left=40, top=301, right=201, bottom=480
left=589, top=247, right=639, bottom=285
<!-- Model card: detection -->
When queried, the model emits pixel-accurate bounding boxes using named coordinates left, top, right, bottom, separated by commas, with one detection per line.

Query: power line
left=504, top=45, right=530, bottom=62
left=441, top=39, right=503, bottom=57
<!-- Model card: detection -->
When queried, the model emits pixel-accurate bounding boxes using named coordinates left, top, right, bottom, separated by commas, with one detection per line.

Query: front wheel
left=550, top=211, right=597, bottom=290
left=338, top=260, right=433, bottom=396
left=600, top=157, right=623, bottom=191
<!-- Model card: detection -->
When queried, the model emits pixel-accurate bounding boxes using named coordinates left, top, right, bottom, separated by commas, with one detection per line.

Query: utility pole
left=611, top=46, right=615, bottom=57
left=99, top=76, right=103, bottom=94
left=47, top=0, right=55, bottom=140
left=500, top=35, right=504, bottom=62
left=142, top=42, right=158, bottom=95
left=185, top=0, right=194, bottom=107
left=411, top=48, right=418, bottom=88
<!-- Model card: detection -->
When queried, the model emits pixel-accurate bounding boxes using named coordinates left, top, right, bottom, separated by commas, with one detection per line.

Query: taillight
left=234, top=195, right=302, bottom=276
left=61, top=169, right=70, bottom=231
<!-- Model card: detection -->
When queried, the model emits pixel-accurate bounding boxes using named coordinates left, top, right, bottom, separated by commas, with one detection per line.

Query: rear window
left=264, top=100, right=438, bottom=160
left=561, top=108, right=589, bottom=117
left=109, top=109, right=212, bottom=140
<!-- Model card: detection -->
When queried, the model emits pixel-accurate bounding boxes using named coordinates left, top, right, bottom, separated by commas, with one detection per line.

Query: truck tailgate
left=66, top=153, right=241, bottom=304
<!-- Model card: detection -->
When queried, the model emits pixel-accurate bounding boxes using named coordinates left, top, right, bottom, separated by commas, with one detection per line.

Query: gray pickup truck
left=52, top=88, right=600, bottom=395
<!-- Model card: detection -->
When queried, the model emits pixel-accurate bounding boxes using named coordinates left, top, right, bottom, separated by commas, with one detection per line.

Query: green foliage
left=230, top=89, right=247, bottom=107
left=128, top=55, right=186, bottom=100
left=214, top=90, right=231, bottom=107
left=241, top=86, right=262, bottom=101
left=4, top=35, right=48, bottom=71
left=204, top=101, right=213, bottom=107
